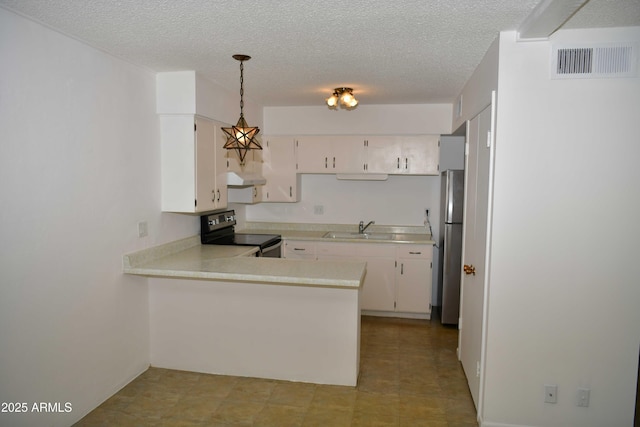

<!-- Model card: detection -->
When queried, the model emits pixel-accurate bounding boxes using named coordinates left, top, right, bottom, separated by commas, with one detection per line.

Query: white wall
left=0, top=9, right=197, bottom=426
left=482, top=28, right=640, bottom=427
left=265, top=104, right=452, bottom=135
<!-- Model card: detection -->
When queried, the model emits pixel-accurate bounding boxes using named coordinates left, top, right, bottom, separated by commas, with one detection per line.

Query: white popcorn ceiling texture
left=1, top=0, right=638, bottom=106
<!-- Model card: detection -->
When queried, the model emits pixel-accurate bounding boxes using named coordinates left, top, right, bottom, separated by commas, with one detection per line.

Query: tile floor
left=74, top=315, right=478, bottom=426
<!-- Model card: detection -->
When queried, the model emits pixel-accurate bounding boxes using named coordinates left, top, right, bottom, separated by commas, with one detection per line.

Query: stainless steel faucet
left=359, top=220, right=375, bottom=234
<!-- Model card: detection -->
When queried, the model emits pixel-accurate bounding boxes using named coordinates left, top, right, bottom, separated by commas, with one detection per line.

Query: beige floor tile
left=226, top=377, right=276, bottom=403
left=302, top=406, right=353, bottom=427
left=353, top=393, right=399, bottom=423
left=191, top=373, right=239, bottom=398
left=310, top=384, right=358, bottom=411
left=253, top=403, right=307, bottom=427
left=210, top=399, right=264, bottom=425
left=168, top=394, right=223, bottom=422
left=268, top=381, right=317, bottom=407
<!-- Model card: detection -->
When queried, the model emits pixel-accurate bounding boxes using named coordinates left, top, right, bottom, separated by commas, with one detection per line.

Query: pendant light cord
left=239, top=61, right=244, bottom=119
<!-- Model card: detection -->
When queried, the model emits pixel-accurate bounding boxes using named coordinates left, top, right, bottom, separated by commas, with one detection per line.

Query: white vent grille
left=551, top=43, right=637, bottom=79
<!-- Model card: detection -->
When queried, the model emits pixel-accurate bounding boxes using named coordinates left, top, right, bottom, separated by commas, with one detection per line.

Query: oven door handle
left=262, top=240, right=282, bottom=252
left=259, top=240, right=282, bottom=257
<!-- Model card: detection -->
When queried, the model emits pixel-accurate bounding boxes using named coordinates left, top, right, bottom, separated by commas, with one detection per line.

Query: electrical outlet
left=544, top=384, right=558, bottom=404
left=313, top=205, right=324, bottom=215
left=577, top=388, right=590, bottom=407
left=137, top=221, right=148, bottom=238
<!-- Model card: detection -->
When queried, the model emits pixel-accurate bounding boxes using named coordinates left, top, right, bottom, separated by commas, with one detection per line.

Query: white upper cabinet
left=296, top=136, right=366, bottom=174
left=160, top=115, right=227, bottom=213
left=365, top=137, right=402, bottom=173
left=260, top=137, right=301, bottom=202
left=296, top=135, right=440, bottom=176
left=398, top=135, right=440, bottom=175
left=366, top=135, right=440, bottom=175
left=157, top=71, right=228, bottom=213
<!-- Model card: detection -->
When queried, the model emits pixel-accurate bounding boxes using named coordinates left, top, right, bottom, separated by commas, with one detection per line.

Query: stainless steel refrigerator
left=439, top=169, right=464, bottom=325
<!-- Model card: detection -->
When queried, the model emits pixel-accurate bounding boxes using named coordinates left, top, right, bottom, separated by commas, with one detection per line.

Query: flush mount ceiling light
left=326, top=87, right=359, bottom=110
left=222, top=54, right=261, bottom=165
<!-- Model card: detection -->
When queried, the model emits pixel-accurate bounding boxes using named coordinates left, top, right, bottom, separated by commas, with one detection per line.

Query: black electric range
left=200, top=210, right=282, bottom=257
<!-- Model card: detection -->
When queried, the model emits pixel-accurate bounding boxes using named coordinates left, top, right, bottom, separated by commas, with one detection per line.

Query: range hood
left=226, top=171, right=266, bottom=187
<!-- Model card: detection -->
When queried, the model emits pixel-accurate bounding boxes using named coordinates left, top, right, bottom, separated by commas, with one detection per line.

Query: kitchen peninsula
left=123, top=235, right=365, bottom=386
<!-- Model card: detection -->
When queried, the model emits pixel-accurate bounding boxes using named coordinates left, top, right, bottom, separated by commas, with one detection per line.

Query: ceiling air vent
left=551, top=43, right=637, bottom=79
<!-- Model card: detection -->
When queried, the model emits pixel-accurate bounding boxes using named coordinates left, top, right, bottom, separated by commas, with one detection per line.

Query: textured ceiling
left=1, top=0, right=638, bottom=107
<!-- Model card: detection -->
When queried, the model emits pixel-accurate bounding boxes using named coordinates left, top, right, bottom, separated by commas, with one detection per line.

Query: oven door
left=259, top=240, right=282, bottom=258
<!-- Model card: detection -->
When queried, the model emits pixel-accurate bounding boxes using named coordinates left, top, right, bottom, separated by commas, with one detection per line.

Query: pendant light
left=222, top=54, right=261, bottom=165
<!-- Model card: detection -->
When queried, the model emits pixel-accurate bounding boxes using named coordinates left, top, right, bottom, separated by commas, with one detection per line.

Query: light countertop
left=123, top=236, right=365, bottom=288
left=241, top=222, right=435, bottom=245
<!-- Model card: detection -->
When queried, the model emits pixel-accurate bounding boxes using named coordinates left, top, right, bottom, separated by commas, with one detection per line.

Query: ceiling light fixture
left=326, top=87, right=359, bottom=110
left=222, top=54, right=261, bottom=165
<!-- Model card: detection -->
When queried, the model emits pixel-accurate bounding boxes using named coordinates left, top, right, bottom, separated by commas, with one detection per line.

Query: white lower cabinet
left=395, top=245, right=432, bottom=314
left=316, top=242, right=396, bottom=313
left=283, top=239, right=432, bottom=317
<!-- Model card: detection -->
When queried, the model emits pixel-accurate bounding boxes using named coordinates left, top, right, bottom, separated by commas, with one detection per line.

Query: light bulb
left=326, top=95, right=338, bottom=107
left=348, top=98, right=358, bottom=108
left=341, top=92, right=353, bottom=105
left=236, top=131, right=245, bottom=143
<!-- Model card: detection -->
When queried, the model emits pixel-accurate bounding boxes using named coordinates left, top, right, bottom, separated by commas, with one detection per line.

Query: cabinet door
left=262, top=138, right=299, bottom=202
left=228, top=185, right=262, bottom=204
left=296, top=136, right=366, bottom=174
left=365, top=136, right=402, bottom=174
left=296, top=136, right=332, bottom=173
left=396, top=245, right=432, bottom=314
left=334, top=137, right=367, bottom=173
left=161, top=115, right=219, bottom=213
left=214, top=123, right=228, bottom=209
left=317, top=242, right=396, bottom=312
left=361, top=257, right=396, bottom=311
left=195, top=117, right=217, bottom=212
left=399, top=136, right=440, bottom=175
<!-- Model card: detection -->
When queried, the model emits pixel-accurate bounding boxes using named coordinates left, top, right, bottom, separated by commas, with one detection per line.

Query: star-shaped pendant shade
left=222, top=115, right=261, bottom=164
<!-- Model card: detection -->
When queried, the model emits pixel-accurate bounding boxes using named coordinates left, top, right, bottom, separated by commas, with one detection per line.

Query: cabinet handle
left=397, top=157, right=400, bottom=169
left=293, top=248, right=306, bottom=251
left=401, top=263, right=404, bottom=274
left=405, top=158, right=408, bottom=170
left=289, top=186, right=292, bottom=197
left=409, top=251, right=422, bottom=255
left=333, top=157, right=336, bottom=168
left=216, top=189, right=221, bottom=202
left=325, top=157, right=328, bottom=168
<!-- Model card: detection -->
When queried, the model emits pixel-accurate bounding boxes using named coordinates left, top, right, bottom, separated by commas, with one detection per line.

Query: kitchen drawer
left=317, top=242, right=396, bottom=258
left=283, top=240, right=316, bottom=259
left=396, top=245, right=432, bottom=259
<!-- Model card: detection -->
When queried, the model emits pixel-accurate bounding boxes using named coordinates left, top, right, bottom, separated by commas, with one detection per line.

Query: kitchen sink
left=322, top=231, right=395, bottom=240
